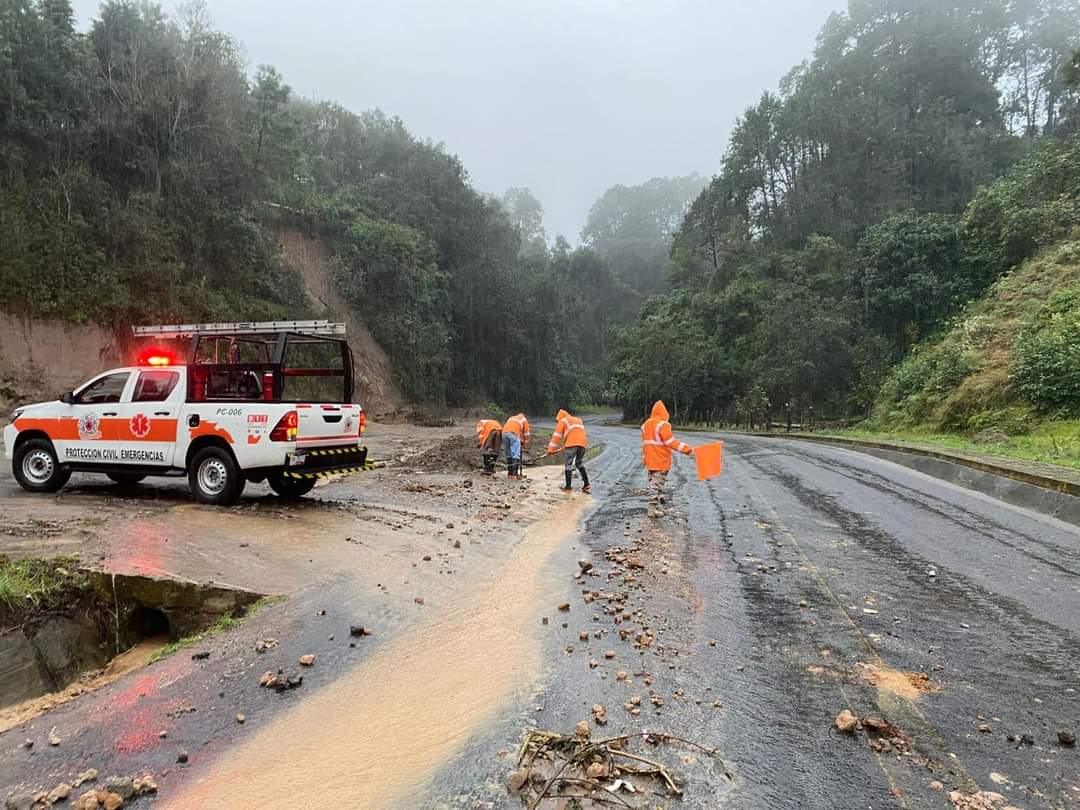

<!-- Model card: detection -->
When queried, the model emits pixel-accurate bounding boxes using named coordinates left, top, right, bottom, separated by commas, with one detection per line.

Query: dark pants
left=563, top=446, right=589, bottom=489
left=481, top=430, right=502, bottom=474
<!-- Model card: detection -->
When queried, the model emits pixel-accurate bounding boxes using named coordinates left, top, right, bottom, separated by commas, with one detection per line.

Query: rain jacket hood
left=651, top=401, right=670, bottom=421
left=555, top=409, right=570, bottom=422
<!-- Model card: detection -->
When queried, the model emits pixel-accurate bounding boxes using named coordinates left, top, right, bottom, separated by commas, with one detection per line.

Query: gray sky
left=72, top=0, right=845, bottom=241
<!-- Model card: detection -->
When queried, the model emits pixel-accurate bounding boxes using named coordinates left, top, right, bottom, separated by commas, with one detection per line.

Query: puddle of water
left=0, top=636, right=168, bottom=734
left=169, top=480, right=586, bottom=809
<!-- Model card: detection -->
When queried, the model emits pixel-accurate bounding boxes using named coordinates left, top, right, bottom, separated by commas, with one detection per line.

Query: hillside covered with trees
left=608, top=0, right=1080, bottom=427
left=0, top=0, right=623, bottom=409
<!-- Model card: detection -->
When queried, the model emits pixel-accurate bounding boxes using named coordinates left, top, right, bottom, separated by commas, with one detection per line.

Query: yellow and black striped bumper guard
left=283, top=446, right=376, bottom=479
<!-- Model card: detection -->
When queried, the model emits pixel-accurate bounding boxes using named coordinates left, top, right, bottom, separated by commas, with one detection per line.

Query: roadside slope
left=272, top=225, right=405, bottom=417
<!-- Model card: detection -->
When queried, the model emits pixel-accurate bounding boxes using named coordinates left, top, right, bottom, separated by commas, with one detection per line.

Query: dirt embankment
left=0, top=314, right=121, bottom=412
left=273, top=225, right=405, bottom=417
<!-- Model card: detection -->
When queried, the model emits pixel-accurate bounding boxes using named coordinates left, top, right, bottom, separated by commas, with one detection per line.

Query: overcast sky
left=71, top=0, right=845, bottom=241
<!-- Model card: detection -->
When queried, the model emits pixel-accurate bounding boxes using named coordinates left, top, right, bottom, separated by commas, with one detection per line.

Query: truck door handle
left=154, top=411, right=170, bottom=416
left=103, top=411, right=118, bottom=416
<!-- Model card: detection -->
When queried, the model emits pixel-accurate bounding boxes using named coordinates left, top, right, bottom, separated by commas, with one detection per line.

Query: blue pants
left=504, top=432, right=521, bottom=463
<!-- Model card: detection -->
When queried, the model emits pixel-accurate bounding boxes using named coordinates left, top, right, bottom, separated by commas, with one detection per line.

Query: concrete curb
left=759, top=433, right=1080, bottom=527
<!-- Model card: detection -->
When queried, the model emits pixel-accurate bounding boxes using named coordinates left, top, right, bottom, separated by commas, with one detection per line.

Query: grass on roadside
left=0, top=557, right=86, bottom=613
left=149, top=594, right=285, bottom=664
left=822, top=420, right=1080, bottom=470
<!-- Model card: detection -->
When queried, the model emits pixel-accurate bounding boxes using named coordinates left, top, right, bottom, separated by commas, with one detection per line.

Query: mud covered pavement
left=1, top=422, right=1079, bottom=808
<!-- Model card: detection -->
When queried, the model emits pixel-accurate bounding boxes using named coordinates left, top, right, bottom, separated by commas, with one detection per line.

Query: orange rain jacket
left=641, top=401, right=692, bottom=472
left=503, top=413, right=531, bottom=446
left=476, top=419, right=503, bottom=447
left=547, top=409, right=588, bottom=453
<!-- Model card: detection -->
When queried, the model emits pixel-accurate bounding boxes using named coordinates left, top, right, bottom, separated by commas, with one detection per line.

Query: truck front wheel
left=13, top=438, right=71, bottom=493
left=268, top=471, right=316, bottom=499
left=189, top=446, right=245, bottom=505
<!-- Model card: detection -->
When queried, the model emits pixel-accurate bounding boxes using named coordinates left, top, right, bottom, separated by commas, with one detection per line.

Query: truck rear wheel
left=13, top=439, right=71, bottom=493
left=268, top=471, right=316, bottom=499
left=189, top=446, right=244, bottom=505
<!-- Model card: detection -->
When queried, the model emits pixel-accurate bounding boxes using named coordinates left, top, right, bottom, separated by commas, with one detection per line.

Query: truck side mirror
left=60, top=391, right=74, bottom=405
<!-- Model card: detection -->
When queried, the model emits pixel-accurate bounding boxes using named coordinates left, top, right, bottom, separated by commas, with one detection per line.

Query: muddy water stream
left=171, top=490, right=587, bottom=809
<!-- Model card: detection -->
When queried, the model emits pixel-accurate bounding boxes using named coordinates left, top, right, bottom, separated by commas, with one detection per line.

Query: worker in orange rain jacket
left=476, top=418, right=503, bottom=476
left=547, top=409, right=590, bottom=494
left=502, top=412, right=530, bottom=480
left=641, top=401, right=693, bottom=511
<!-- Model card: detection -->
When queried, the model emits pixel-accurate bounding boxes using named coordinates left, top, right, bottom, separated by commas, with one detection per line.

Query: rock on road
left=429, top=423, right=1080, bottom=809
left=1, top=420, right=1078, bottom=809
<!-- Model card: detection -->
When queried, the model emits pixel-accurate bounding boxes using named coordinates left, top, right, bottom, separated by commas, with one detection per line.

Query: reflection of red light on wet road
left=106, top=674, right=164, bottom=753
left=115, top=522, right=166, bottom=575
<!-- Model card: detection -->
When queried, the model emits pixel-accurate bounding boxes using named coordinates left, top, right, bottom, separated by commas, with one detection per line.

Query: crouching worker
left=641, top=400, right=693, bottom=514
left=547, top=409, right=590, bottom=494
left=503, top=412, right=530, bottom=479
left=476, top=417, right=503, bottom=476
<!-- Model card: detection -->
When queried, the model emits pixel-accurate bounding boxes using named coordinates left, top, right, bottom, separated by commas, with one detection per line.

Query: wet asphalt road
left=2, top=424, right=1079, bottom=809
left=429, top=426, right=1080, bottom=809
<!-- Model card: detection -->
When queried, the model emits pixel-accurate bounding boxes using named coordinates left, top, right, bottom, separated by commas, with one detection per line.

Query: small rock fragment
left=177, top=751, right=189, bottom=764
left=558, top=603, right=570, bottom=612
left=506, top=768, right=529, bottom=794
left=101, top=792, right=123, bottom=810
left=104, top=777, right=133, bottom=800
left=579, top=630, right=590, bottom=641
left=575, top=720, right=591, bottom=738
left=834, top=709, right=858, bottom=733
left=235, top=713, right=246, bottom=724
left=132, top=776, right=158, bottom=795
left=299, top=654, right=316, bottom=667
left=73, top=769, right=98, bottom=788
left=47, top=783, right=72, bottom=803
left=604, top=650, right=616, bottom=659
left=191, top=651, right=210, bottom=660
left=1058, top=730, right=1076, bottom=747
left=616, top=671, right=628, bottom=681
left=586, top=761, right=608, bottom=779
left=47, top=732, right=61, bottom=746
left=414, top=597, right=425, bottom=606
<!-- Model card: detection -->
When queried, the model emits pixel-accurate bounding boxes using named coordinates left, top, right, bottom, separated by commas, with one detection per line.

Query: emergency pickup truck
left=4, top=320, right=370, bottom=505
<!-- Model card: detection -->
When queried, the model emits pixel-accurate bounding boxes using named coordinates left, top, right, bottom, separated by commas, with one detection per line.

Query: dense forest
left=2, top=0, right=1079, bottom=425
left=0, top=0, right=638, bottom=408
left=608, top=0, right=1080, bottom=425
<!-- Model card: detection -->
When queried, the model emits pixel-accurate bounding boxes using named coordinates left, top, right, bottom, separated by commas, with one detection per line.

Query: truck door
left=115, top=369, right=182, bottom=467
left=57, top=371, right=131, bottom=465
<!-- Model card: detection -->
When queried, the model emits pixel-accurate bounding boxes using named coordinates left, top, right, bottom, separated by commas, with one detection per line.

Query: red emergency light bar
left=137, top=349, right=176, bottom=367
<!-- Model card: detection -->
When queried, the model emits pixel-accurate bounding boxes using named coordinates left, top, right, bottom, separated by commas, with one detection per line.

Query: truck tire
left=189, top=446, right=245, bottom=505
left=268, top=471, right=316, bottom=499
left=107, top=472, right=146, bottom=487
left=13, top=438, right=71, bottom=493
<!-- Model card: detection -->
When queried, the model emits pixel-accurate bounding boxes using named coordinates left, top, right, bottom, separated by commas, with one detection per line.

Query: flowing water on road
left=169, top=488, right=587, bottom=809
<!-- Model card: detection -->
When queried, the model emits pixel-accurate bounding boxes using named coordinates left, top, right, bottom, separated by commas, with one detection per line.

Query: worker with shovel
left=476, top=417, right=503, bottom=476
left=502, top=412, right=530, bottom=479
left=547, top=409, right=591, bottom=494
left=641, top=400, right=693, bottom=516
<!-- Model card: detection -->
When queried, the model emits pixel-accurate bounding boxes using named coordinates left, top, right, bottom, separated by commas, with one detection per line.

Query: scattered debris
left=73, top=769, right=98, bottom=788
left=558, top=603, right=570, bottom=612
left=235, top=713, right=246, bottom=724
left=414, top=597, right=425, bottom=606
left=254, top=638, right=278, bottom=653
left=948, top=790, right=1008, bottom=809
left=511, top=728, right=730, bottom=807
left=350, top=625, right=373, bottom=638
left=259, top=669, right=304, bottom=692
left=299, top=654, right=316, bottom=667
left=177, top=751, right=189, bottom=764
left=47, top=730, right=61, bottom=746
left=191, top=651, right=210, bottom=660
left=1058, top=730, right=1076, bottom=747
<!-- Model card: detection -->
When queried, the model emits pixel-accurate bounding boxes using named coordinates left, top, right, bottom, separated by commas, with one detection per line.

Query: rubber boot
left=580, top=468, right=590, bottom=493
left=562, top=471, right=572, bottom=492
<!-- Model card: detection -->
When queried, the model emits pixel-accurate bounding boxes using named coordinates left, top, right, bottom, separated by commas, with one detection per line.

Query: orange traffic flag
left=695, top=442, right=723, bottom=481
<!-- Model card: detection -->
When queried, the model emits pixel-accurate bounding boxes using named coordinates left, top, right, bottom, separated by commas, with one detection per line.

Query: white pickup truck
left=4, top=321, right=370, bottom=505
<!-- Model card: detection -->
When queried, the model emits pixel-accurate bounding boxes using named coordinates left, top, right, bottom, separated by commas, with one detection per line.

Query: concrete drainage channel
left=0, top=562, right=261, bottom=719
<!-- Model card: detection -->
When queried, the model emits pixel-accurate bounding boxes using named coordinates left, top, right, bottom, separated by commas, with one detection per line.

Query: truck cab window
left=133, top=371, right=179, bottom=403
left=74, top=373, right=130, bottom=404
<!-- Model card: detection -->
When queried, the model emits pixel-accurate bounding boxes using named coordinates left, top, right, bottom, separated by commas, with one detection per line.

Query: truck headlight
left=8, top=408, right=24, bottom=425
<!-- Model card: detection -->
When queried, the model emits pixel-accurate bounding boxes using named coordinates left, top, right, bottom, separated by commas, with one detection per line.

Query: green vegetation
left=0, top=0, right=614, bottom=410
left=148, top=594, right=283, bottom=663
left=0, top=556, right=85, bottom=612
left=149, top=614, right=240, bottom=663
left=608, top=0, right=1080, bottom=431
left=824, top=423, right=1080, bottom=471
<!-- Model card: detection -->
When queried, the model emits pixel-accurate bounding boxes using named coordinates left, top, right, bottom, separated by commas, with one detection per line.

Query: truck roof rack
left=133, top=320, right=347, bottom=339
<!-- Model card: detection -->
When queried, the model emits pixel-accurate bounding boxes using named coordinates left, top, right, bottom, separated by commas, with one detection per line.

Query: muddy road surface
left=1, top=422, right=1078, bottom=809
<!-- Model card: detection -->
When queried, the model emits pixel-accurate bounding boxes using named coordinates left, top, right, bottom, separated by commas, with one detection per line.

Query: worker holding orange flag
left=547, top=409, right=591, bottom=494
left=641, top=400, right=694, bottom=514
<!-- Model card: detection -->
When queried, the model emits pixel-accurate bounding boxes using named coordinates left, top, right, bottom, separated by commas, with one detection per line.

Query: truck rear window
left=281, top=341, right=346, bottom=403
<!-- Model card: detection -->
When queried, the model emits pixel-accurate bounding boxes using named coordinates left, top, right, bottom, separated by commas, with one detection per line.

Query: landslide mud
left=168, top=473, right=586, bottom=809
